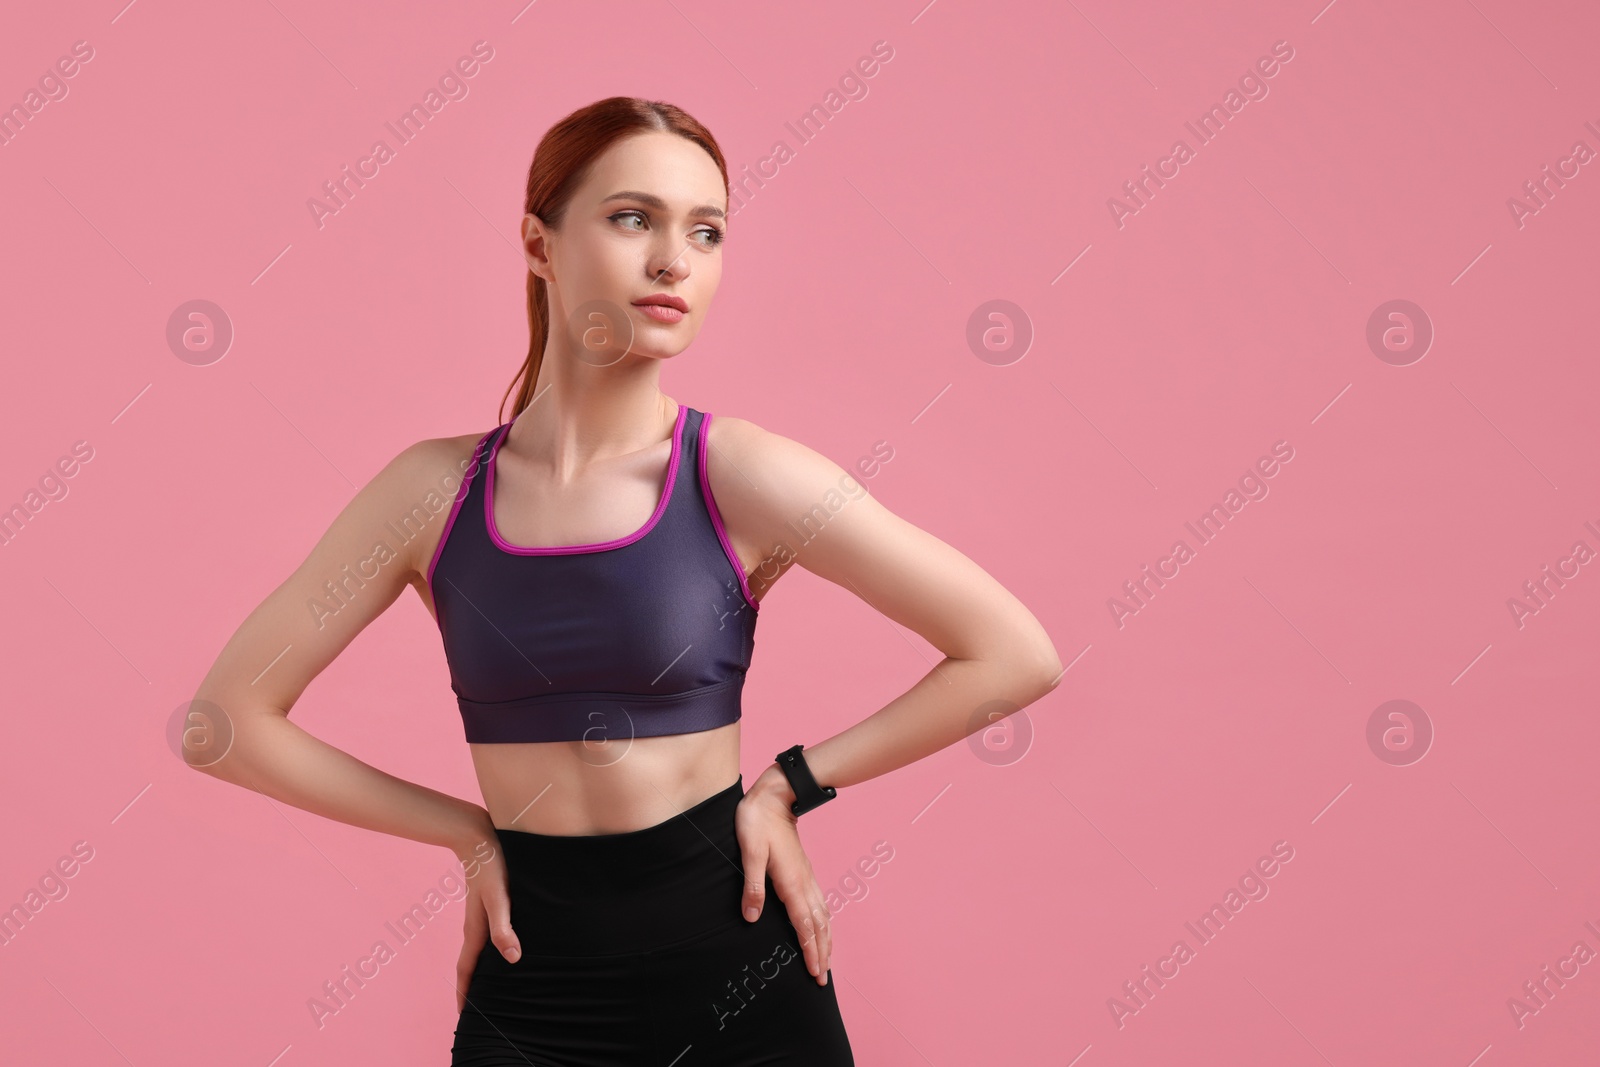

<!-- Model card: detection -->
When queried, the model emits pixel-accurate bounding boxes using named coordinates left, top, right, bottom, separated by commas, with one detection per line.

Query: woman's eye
left=611, top=211, right=722, bottom=248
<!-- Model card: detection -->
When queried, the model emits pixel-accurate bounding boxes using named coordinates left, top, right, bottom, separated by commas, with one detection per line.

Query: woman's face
left=525, top=130, right=727, bottom=366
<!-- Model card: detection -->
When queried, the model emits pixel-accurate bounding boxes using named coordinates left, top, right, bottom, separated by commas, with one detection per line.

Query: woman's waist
left=481, top=775, right=751, bottom=955
left=473, top=722, right=741, bottom=831
left=495, top=770, right=743, bottom=844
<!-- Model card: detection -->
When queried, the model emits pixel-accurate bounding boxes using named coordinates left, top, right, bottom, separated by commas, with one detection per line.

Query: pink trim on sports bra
left=483, top=403, right=688, bottom=556
left=697, top=412, right=760, bottom=614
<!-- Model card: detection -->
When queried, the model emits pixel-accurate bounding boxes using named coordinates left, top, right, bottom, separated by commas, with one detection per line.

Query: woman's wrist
left=446, top=800, right=498, bottom=860
left=748, top=762, right=796, bottom=811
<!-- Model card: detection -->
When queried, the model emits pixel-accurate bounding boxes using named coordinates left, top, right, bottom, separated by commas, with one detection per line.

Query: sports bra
left=426, top=404, right=760, bottom=744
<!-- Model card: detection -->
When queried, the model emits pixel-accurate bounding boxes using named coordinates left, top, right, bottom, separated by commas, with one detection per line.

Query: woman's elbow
left=177, top=693, right=260, bottom=783
left=1013, top=617, right=1065, bottom=697
left=1028, top=645, right=1065, bottom=698
left=989, top=640, right=1062, bottom=704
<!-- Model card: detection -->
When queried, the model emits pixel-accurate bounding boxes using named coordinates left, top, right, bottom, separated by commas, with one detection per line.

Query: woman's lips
left=634, top=302, right=685, bottom=323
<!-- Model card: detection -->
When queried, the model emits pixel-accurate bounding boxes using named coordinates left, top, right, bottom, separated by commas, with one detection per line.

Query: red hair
left=500, top=97, right=729, bottom=423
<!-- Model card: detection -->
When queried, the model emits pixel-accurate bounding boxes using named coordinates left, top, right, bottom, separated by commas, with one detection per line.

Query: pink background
left=3, top=0, right=1598, bottom=1063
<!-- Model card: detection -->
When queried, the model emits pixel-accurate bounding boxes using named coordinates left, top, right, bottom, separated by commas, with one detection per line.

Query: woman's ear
left=522, top=213, right=554, bottom=283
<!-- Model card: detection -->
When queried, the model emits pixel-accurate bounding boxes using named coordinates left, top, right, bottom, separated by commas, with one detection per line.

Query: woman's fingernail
left=744, top=906, right=759, bottom=920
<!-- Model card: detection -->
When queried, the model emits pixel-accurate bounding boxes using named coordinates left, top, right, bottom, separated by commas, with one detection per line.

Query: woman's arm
left=185, top=434, right=493, bottom=859
left=705, top=417, right=1064, bottom=808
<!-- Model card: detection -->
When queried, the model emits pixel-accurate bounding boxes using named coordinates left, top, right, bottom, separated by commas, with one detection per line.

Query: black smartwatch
left=774, top=744, right=836, bottom=817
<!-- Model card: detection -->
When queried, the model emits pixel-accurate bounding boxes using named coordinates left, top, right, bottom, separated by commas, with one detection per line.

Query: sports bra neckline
left=482, top=402, right=687, bottom=557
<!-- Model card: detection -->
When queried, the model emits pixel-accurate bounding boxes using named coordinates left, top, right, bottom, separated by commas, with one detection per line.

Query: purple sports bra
left=426, top=404, right=760, bottom=743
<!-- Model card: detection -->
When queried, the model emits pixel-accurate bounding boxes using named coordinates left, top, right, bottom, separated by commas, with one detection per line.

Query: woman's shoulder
left=368, top=426, right=502, bottom=510
left=700, top=410, right=879, bottom=523
left=699, top=410, right=791, bottom=480
left=393, top=424, right=497, bottom=467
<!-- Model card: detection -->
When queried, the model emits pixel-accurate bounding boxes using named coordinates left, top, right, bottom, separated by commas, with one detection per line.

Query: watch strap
left=775, top=744, right=836, bottom=817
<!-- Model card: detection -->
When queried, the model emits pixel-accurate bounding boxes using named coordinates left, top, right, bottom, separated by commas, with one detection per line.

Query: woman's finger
left=737, top=830, right=771, bottom=922
left=790, top=884, right=827, bottom=984
left=455, top=903, right=487, bottom=1014
left=810, top=893, right=833, bottom=985
left=482, top=882, right=521, bottom=964
left=789, top=854, right=830, bottom=984
left=782, top=881, right=822, bottom=980
left=767, top=837, right=824, bottom=980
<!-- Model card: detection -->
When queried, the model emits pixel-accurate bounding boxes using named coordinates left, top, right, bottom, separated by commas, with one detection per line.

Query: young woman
left=189, top=96, right=1061, bottom=1065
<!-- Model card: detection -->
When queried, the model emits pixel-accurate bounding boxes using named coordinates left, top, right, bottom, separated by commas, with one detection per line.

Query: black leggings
left=451, top=775, right=856, bottom=1065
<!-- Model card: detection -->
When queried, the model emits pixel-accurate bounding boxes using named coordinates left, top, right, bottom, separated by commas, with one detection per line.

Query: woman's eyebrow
left=599, top=190, right=725, bottom=221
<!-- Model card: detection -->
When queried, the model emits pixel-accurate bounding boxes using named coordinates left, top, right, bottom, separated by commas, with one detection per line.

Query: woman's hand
left=451, top=808, right=521, bottom=1016
left=736, top=767, right=833, bottom=986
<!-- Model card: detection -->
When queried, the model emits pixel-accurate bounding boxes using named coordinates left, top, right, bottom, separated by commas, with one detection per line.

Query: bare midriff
left=469, top=723, right=743, bottom=835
